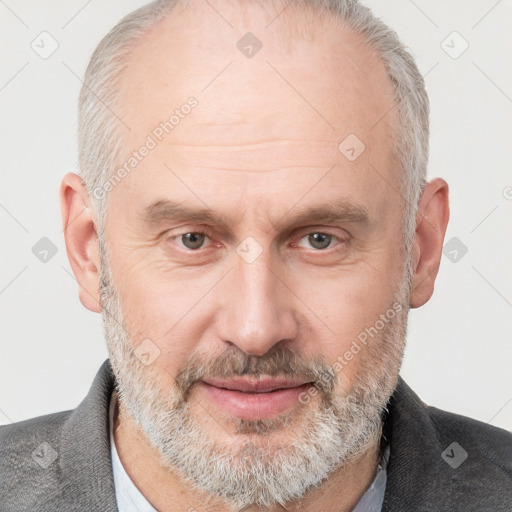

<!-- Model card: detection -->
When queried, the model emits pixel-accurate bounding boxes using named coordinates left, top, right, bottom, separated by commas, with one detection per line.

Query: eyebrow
left=141, top=198, right=370, bottom=231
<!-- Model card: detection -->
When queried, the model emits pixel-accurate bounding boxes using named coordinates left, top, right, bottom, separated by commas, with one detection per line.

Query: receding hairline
left=136, top=0, right=351, bottom=38
left=122, top=0, right=380, bottom=63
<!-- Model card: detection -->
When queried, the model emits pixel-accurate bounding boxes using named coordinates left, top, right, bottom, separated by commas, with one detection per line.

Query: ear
left=409, top=178, right=450, bottom=309
left=60, top=173, right=102, bottom=313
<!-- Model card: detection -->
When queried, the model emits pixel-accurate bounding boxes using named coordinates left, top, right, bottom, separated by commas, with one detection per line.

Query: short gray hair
left=78, top=0, right=429, bottom=252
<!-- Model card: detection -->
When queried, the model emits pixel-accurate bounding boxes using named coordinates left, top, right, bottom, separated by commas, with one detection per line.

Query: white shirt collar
left=109, top=389, right=157, bottom=512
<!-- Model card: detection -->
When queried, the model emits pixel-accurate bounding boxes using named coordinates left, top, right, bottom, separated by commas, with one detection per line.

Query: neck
left=113, top=395, right=382, bottom=512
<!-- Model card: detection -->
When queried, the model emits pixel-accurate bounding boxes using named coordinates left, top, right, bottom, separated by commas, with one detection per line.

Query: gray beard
left=99, top=241, right=410, bottom=511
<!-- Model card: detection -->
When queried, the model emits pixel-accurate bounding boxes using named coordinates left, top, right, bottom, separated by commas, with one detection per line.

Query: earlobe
left=409, top=178, right=450, bottom=309
left=60, top=172, right=103, bottom=313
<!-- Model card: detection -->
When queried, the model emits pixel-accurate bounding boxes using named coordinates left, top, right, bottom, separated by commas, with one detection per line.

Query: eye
left=296, top=232, right=341, bottom=251
left=174, top=231, right=211, bottom=250
left=167, top=229, right=345, bottom=253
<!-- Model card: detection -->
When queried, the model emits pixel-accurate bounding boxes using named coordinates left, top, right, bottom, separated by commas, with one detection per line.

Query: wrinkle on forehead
left=163, top=139, right=342, bottom=172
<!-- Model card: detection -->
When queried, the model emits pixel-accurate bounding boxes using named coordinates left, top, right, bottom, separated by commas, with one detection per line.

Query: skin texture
left=60, top=1, right=449, bottom=511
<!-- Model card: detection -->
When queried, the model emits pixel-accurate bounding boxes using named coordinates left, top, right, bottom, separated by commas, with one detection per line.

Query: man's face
left=100, top=2, right=411, bottom=509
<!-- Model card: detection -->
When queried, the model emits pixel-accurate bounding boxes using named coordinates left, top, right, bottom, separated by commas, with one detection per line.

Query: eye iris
left=182, top=233, right=205, bottom=250
left=309, top=233, right=331, bottom=250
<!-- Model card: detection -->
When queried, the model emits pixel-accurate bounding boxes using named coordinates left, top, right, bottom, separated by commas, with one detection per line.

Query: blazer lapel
left=42, top=359, right=118, bottom=511
left=382, top=377, right=460, bottom=511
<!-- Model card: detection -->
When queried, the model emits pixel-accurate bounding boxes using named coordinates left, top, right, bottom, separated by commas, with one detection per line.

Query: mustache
left=171, top=344, right=336, bottom=400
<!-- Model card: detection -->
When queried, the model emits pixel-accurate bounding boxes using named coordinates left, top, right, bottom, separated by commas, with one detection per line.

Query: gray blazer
left=1, top=359, right=511, bottom=511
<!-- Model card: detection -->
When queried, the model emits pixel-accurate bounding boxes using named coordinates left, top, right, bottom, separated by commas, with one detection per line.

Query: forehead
left=117, top=0, right=396, bottom=141
left=107, top=0, right=400, bottom=222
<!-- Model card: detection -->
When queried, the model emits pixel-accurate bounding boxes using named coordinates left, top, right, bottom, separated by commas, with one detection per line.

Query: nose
left=217, top=250, right=299, bottom=356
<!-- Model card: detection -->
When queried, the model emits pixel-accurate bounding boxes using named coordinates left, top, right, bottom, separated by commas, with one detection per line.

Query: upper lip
left=202, top=377, right=312, bottom=393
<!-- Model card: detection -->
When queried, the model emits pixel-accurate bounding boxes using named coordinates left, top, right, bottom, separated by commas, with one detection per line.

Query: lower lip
left=198, top=382, right=312, bottom=420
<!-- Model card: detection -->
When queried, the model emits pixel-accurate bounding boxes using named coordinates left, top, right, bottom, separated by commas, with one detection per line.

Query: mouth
left=198, top=377, right=314, bottom=420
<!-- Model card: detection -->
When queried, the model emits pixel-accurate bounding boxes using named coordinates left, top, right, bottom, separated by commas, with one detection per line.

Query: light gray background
left=1, top=0, right=511, bottom=430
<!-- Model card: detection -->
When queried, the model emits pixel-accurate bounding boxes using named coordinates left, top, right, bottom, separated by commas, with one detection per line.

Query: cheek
left=117, top=288, right=197, bottom=390
left=108, top=264, right=179, bottom=352
left=113, top=265, right=217, bottom=382
left=109, top=241, right=194, bottom=338
left=293, top=263, right=399, bottom=371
